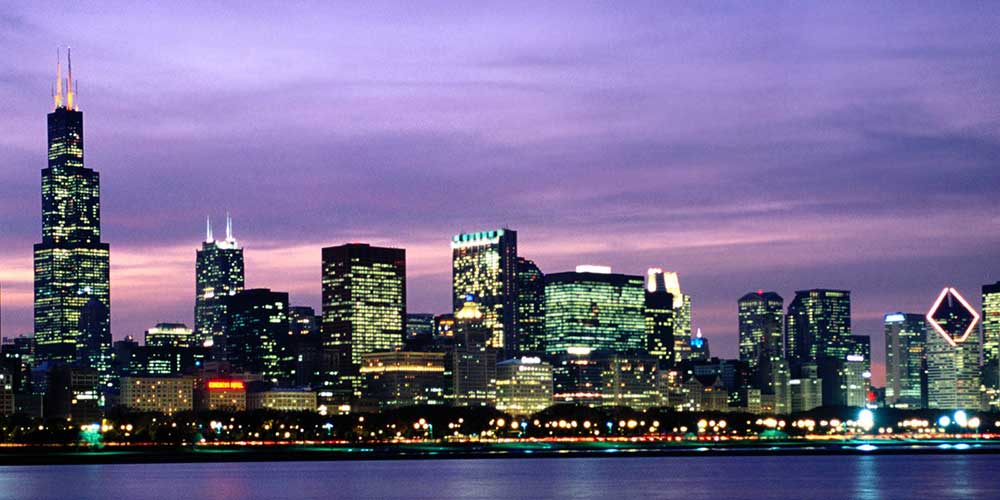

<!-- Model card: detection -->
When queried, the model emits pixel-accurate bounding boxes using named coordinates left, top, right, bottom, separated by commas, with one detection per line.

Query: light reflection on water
left=1, top=455, right=999, bottom=500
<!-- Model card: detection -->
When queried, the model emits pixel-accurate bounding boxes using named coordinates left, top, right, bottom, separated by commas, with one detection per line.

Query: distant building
left=647, top=269, right=691, bottom=364
left=145, top=323, right=195, bottom=348
left=77, top=297, right=111, bottom=399
left=515, top=257, right=545, bottom=356
left=544, top=267, right=645, bottom=355
left=982, top=282, right=1000, bottom=406
left=196, top=378, right=247, bottom=412
left=644, top=284, right=674, bottom=367
left=449, top=300, right=497, bottom=407
left=551, top=349, right=606, bottom=406
left=322, top=243, right=406, bottom=385
left=738, top=291, right=784, bottom=373
left=789, top=376, right=823, bottom=413
left=451, top=229, right=518, bottom=355
left=247, top=389, right=317, bottom=412
left=0, top=372, right=13, bottom=415
left=359, top=351, right=446, bottom=410
left=925, top=288, right=982, bottom=410
left=284, top=306, right=323, bottom=388
left=120, top=376, right=194, bottom=414
left=195, top=214, right=245, bottom=348
left=689, top=330, right=710, bottom=362
left=34, top=60, right=112, bottom=371
left=495, top=357, right=553, bottom=415
left=786, top=289, right=851, bottom=367
left=601, top=355, right=661, bottom=409
left=223, top=289, right=289, bottom=382
left=44, top=365, right=100, bottom=421
left=405, top=313, right=436, bottom=350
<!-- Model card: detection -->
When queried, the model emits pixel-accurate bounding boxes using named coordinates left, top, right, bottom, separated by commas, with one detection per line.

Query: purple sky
left=2, top=2, right=999, bottom=385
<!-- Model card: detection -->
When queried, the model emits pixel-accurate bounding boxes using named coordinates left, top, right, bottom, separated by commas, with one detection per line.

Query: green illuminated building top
left=34, top=50, right=111, bottom=373
left=543, top=267, right=645, bottom=355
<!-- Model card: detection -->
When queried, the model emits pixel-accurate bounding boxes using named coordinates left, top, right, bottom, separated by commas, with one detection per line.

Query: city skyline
left=2, top=3, right=1000, bottom=388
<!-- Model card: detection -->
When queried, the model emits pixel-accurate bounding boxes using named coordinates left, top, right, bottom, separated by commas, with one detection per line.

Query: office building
left=450, top=299, right=497, bottom=407
left=359, top=351, right=446, bottom=410
left=543, top=266, right=645, bottom=355
left=925, top=287, right=982, bottom=410
left=34, top=51, right=111, bottom=370
left=689, top=329, right=710, bottom=362
left=601, top=355, right=661, bottom=409
left=247, top=388, right=318, bottom=412
left=647, top=269, right=691, bottom=364
left=983, top=282, right=1000, bottom=401
left=223, top=289, right=289, bottom=382
left=451, top=229, right=518, bottom=355
left=120, top=376, right=194, bottom=414
left=738, top=291, right=784, bottom=371
left=495, top=357, right=553, bottom=415
left=195, top=378, right=247, bottom=412
left=644, top=283, right=674, bottom=367
left=516, top=257, right=545, bottom=355
left=786, top=289, right=851, bottom=368
left=321, top=243, right=406, bottom=372
left=194, top=214, right=245, bottom=348
left=285, top=306, right=323, bottom=388
left=884, top=313, right=928, bottom=409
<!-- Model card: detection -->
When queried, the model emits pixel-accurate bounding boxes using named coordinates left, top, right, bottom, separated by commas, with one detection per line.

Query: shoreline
left=3, top=439, right=1000, bottom=466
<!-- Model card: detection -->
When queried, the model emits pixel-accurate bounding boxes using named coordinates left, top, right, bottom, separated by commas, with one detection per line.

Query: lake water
left=1, top=454, right=998, bottom=499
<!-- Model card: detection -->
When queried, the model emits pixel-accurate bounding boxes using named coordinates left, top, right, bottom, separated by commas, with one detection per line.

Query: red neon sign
left=207, top=380, right=245, bottom=391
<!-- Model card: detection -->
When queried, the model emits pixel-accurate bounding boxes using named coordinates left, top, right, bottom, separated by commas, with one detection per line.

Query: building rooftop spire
left=225, top=212, right=233, bottom=242
left=66, top=47, right=75, bottom=110
left=54, top=48, right=63, bottom=109
left=206, top=216, right=214, bottom=242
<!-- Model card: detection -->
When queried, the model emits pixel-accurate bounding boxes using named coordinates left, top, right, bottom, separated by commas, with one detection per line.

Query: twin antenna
left=52, top=47, right=77, bottom=110
left=206, top=213, right=235, bottom=243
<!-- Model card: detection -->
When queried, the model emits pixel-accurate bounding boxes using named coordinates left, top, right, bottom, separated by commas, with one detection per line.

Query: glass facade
left=515, top=257, right=545, bottom=355
left=34, top=77, right=111, bottom=385
left=925, top=288, right=982, bottom=410
left=644, top=289, right=674, bottom=366
left=451, top=229, right=518, bottom=355
left=321, top=244, right=406, bottom=368
left=543, top=268, right=645, bottom=355
left=194, top=217, right=245, bottom=348
left=884, top=312, right=927, bottom=409
left=785, top=289, right=851, bottom=366
left=983, top=282, right=1000, bottom=397
left=646, top=269, right=691, bottom=364
left=223, top=289, right=289, bottom=382
left=737, top=291, right=784, bottom=370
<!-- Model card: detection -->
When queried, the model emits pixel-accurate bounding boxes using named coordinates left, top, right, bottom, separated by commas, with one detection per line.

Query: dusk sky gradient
left=2, top=2, right=999, bottom=385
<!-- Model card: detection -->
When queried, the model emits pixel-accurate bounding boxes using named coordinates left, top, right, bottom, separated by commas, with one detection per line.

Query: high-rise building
left=644, top=282, right=674, bottom=367
left=194, top=214, right=245, bottom=348
left=34, top=50, right=111, bottom=370
left=359, top=351, right=446, bottom=410
left=405, top=313, right=435, bottom=346
left=285, top=306, right=323, bottom=388
left=451, top=229, right=518, bottom=355
left=450, top=299, right=497, bottom=407
left=543, top=266, right=645, bottom=355
left=646, top=269, right=691, bottom=364
left=321, top=244, right=406, bottom=387
left=689, top=329, right=710, bottom=362
left=982, top=282, right=1000, bottom=399
left=786, top=289, right=851, bottom=367
left=515, top=257, right=545, bottom=355
left=738, top=291, right=784, bottom=370
left=925, top=287, right=982, bottom=410
left=600, top=355, right=661, bottom=409
left=223, top=289, right=289, bottom=382
left=884, top=313, right=927, bottom=409
left=77, top=297, right=111, bottom=395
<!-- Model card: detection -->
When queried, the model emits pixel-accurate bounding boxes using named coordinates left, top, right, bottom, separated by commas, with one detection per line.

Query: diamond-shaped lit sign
left=926, top=287, right=980, bottom=347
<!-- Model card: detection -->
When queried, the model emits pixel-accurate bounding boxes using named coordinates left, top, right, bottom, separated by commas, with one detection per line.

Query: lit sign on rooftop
left=207, top=380, right=246, bottom=391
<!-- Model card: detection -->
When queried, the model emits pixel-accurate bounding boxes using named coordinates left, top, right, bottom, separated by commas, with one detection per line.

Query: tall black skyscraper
left=34, top=49, right=112, bottom=370
left=195, top=215, right=245, bottom=348
left=786, top=289, right=851, bottom=368
left=223, top=288, right=288, bottom=382
left=515, top=257, right=545, bottom=355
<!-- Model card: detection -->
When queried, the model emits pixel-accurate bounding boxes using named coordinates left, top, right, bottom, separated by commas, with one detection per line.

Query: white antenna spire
left=66, top=46, right=75, bottom=110
left=206, top=216, right=213, bottom=242
left=225, top=212, right=233, bottom=241
left=55, top=48, right=63, bottom=109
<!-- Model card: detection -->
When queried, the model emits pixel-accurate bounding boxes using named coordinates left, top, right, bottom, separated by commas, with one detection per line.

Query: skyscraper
left=925, top=287, right=981, bottom=410
left=223, top=288, right=288, bottom=382
left=738, top=291, right=784, bottom=370
left=543, top=266, right=645, bottom=355
left=451, top=229, right=518, bottom=355
left=646, top=269, right=691, bottom=364
left=982, top=282, right=1000, bottom=398
left=516, top=257, right=545, bottom=356
left=194, top=215, right=245, bottom=348
left=321, top=244, right=406, bottom=370
left=883, top=312, right=927, bottom=409
left=785, top=289, right=851, bottom=367
left=644, top=282, right=674, bottom=367
left=34, top=49, right=111, bottom=369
